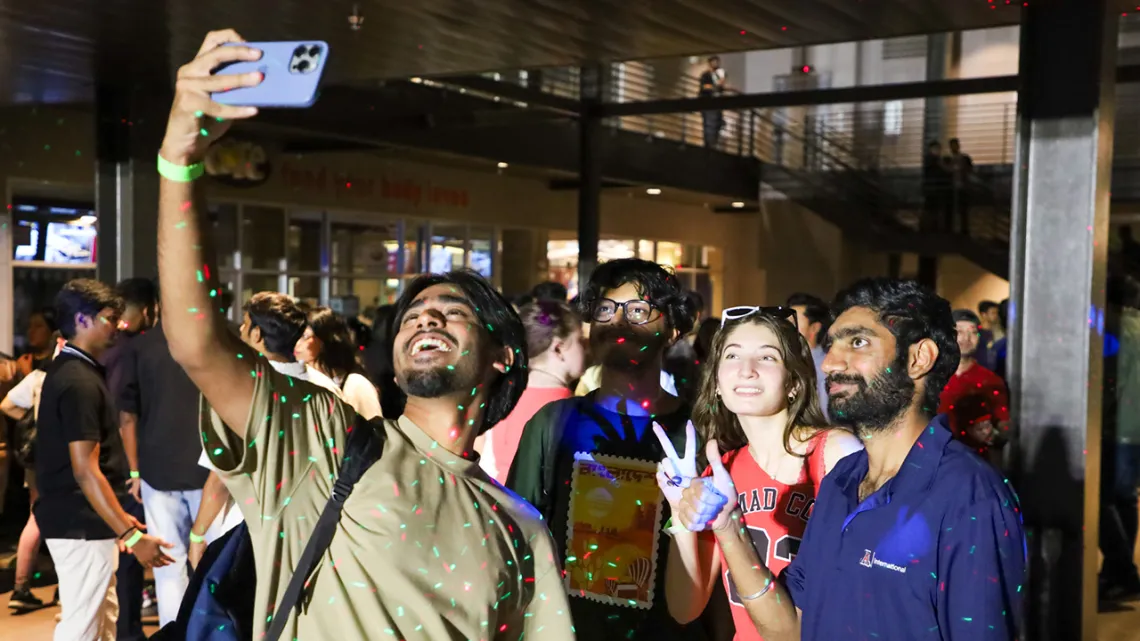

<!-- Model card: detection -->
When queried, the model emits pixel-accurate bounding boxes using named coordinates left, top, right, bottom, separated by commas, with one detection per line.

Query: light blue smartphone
left=211, top=41, right=329, bottom=108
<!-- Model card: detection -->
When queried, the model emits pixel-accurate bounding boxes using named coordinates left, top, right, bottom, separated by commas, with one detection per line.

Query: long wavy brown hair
left=693, top=313, right=830, bottom=456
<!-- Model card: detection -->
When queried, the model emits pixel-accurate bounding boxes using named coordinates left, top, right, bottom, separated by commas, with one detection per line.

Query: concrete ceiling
left=3, top=0, right=1124, bottom=104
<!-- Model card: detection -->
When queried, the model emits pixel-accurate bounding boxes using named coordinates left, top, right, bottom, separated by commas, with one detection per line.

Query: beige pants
left=45, top=538, right=119, bottom=641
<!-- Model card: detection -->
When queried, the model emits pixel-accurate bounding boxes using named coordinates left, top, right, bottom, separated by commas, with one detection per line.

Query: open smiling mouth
left=409, top=335, right=455, bottom=356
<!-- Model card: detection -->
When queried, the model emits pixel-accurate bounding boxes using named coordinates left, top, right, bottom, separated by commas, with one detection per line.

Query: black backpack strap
left=264, top=414, right=387, bottom=641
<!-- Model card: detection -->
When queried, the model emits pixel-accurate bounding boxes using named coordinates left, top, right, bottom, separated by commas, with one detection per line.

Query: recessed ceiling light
left=410, top=77, right=423, bottom=84
left=731, top=201, right=745, bottom=208
left=497, top=162, right=509, bottom=169
left=646, top=188, right=661, bottom=195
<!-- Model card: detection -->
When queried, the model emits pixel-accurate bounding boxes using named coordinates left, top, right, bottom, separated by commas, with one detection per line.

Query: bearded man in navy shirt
left=673, top=278, right=1025, bottom=641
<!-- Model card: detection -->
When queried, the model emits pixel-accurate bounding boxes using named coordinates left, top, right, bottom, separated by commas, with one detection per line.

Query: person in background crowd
left=992, top=298, right=1010, bottom=380
left=786, top=293, right=831, bottom=420
left=531, top=280, right=569, bottom=303
left=937, top=310, right=1010, bottom=466
left=295, top=306, right=382, bottom=420
left=976, top=300, right=1002, bottom=370
left=512, top=293, right=534, bottom=311
left=694, top=317, right=720, bottom=364
left=948, top=138, right=974, bottom=234
left=476, top=300, right=587, bottom=483
left=363, top=304, right=404, bottom=420
left=17, top=308, right=58, bottom=377
left=105, top=277, right=159, bottom=641
left=673, top=278, right=1024, bottom=640
left=508, top=257, right=707, bottom=641
left=3, top=333, right=65, bottom=612
left=187, top=292, right=341, bottom=568
left=116, top=285, right=214, bottom=627
left=36, top=279, right=173, bottom=641
left=654, top=307, right=861, bottom=641
left=699, top=55, right=727, bottom=149
left=922, top=140, right=948, bottom=232
left=666, top=290, right=708, bottom=404
left=1100, top=275, right=1140, bottom=601
left=157, top=41, right=575, bottom=637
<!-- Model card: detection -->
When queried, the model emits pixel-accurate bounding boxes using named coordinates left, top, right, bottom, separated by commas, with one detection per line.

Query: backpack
left=150, top=413, right=387, bottom=641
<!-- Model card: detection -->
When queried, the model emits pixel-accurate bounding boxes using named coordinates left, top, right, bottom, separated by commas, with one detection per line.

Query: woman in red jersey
left=653, top=306, right=862, bottom=640
left=477, top=300, right=587, bottom=483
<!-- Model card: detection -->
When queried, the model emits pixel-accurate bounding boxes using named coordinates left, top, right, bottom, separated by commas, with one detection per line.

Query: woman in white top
left=296, top=306, right=383, bottom=419
left=1, top=336, right=64, bottom=610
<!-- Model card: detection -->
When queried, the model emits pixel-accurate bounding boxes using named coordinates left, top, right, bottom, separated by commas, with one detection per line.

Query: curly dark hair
left=393, top=270, right=528, bottom=433
left=829, top=278, right=959, bottom=417
left=244, top=292, right=307, bottom=358
left=577, top=258, right=696, bottom=336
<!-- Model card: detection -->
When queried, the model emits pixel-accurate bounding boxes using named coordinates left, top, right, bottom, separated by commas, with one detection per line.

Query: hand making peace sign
left=653, top=421, right=739, bottom=532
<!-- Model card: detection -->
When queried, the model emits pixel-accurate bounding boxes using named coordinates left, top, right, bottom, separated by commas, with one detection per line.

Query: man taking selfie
left=155, top=30, right=573, bottom=641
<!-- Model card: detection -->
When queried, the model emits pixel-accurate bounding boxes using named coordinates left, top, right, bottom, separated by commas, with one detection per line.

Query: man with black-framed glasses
left=508, top=258, right=723, bottom=641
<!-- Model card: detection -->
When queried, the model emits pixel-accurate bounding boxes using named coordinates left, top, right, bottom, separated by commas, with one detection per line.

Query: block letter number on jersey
left=724, top=525, right=801, bottom=606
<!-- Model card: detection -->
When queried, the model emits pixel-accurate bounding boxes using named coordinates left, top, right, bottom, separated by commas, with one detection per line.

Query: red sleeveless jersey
left=714, top=430, right=829, bottom=641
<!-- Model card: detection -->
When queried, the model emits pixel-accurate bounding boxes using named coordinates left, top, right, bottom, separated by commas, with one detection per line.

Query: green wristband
left=157, top=153, right=205, bottom=182
left=189, top=531, right=206, bottom=544
left=124, top=530, right=144, bottom=549
left=129, top=470, right=140, bottom=479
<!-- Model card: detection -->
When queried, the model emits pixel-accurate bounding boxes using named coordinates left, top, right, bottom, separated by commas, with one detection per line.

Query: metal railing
left=425, top=61, right=1140, bottom=263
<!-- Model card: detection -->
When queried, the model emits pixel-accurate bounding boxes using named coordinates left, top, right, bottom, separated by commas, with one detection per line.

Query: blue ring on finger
left=667, top=475, right=684, bottom=487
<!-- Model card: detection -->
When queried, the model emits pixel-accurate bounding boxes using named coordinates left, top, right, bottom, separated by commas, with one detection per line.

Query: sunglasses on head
left=721, top=306, right=798, bottom=328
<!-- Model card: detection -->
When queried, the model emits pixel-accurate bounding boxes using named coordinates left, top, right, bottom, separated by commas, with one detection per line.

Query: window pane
left=599, top=239, right=636, bottom=261
left=656, top=241, right=684, bottom=269
left=216, top=271, right=238, bottom=321
left=404, top=223, right=427, bottom=274
left=431, top=224, right=466, bottom=274
left=469, top=227, right=494, bottom=278
left=331, top=221, right=400, bottom=277
left=241, top=206, right=286, bottom=270
left=242, top=273, right=281, bottom=304
left=210, top=203, right=238, bottom=270
left=638, top=240, right=655, bottom=260
left=333, top=278, right=401, bottom=310
left=287, top=275, right=321, bottom=308
left=287, top=215, right=322, bottom=273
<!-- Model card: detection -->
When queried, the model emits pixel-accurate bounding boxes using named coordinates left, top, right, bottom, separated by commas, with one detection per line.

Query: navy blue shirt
left=783, top=415, right=1025, bottom=640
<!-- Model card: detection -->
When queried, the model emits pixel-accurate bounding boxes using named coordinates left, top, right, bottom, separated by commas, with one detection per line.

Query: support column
left=577, top=66, right=603, bottom=292
left=916, top=255, right=937, bottom=289
left=1008, top=2, right=1116, bottom=639
left=95, top=86, right=166, bottom=285
left=923, top=33, right=951, bottom=146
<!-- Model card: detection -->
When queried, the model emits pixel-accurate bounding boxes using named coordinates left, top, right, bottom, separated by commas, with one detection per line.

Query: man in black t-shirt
left=119, top=314, right=211, bottom=627
left=509, top=259, right=721, bottom=641
left=698, top=56, right=726, bottom=150
left=103, top=276, right=159, bottom=641
left=35, top=279, right=173, bottom=640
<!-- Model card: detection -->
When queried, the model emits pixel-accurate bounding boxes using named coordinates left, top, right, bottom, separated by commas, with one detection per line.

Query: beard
left=827, top=355, right=915, bottom=433
left=590, top=326, right=670, bottom=372
left=398, top=366, right=459, bottom=398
